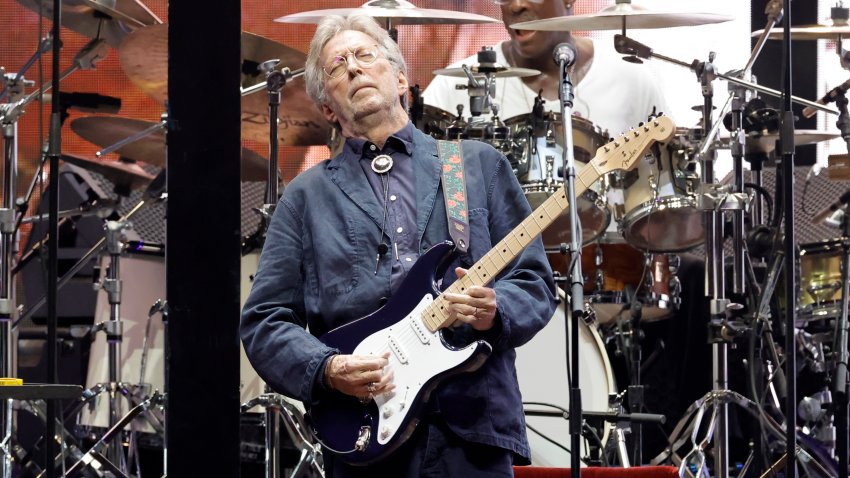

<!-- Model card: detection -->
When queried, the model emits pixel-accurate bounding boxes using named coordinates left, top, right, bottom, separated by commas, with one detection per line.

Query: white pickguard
left=353, top=294, right=479, bottom=445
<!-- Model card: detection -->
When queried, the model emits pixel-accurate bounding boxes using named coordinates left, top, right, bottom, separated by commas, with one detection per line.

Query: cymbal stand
left=95, top=219, right=133, bottom=473
left=241, top=395, right=324, bottom=478
left=831, top=215, right=850, bottom=478
left=246, top=61, right=304, bottom=478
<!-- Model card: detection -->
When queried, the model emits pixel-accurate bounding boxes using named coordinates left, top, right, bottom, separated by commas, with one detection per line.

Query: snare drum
left=620, top=128, right=703, bottom=252
left=515, top=288, right=615, bottom=466
left=505, top=113, right=611, bottom=246
left=580, top=242, right=678, bottom=325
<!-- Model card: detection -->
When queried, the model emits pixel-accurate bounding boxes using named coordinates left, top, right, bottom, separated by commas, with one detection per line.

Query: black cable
left=744, top=182, right=774, bottom=227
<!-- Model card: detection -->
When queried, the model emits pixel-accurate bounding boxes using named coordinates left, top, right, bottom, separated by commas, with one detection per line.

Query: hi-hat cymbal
left=752, top=23, right=850, bottom=41
left=70, top=116, right=272, bottom=180
left=719, top=130, right=840, bottom=154
left=119, top=24, right=329, bottom=145
left=16, top=0, right=161, bottom=47
left=276, top=0, right=498, bottom=26
left=511, top=2, right=733, bottom=32
left=61, top=153, right=154, bottom=190
left=433, top=66, right=541, bottom=79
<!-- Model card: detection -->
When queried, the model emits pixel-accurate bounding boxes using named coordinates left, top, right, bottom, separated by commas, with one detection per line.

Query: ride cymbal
left=510, top=1, right=733, bottom=32
left=752, top=23, right=850, bottom=41
left=276, top=0, right=498, bottom=26
left=71, top=116, right=272, bottom=180
left=432, top=66, right=541, bottom=79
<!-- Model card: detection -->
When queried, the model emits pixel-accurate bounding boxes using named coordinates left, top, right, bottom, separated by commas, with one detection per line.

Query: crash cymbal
left=752, top=23, right=850, bottom=41
left=119, top=24, right=329, bottom=145
left=719, top=130, right=841, bottom=154
left=276, top=0, right=499, bottom=26
left=16, top=0, right=161, bottom=47
left=71, top=116, right=273, bottom=179
left=61, top=153, right=154, bottom=190
left=433, top=66, right=541, bottom=79
left=510, top=1, right=733, bottom=32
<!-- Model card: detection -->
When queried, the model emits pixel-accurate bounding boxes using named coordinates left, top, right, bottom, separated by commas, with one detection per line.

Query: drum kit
left=3, top=0, right=850, bottom=477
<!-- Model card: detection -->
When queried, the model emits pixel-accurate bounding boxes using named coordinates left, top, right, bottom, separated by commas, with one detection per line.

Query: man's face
left=500, top=0, right=570, bottom=59
left=319, top=30, right=408, bottom=128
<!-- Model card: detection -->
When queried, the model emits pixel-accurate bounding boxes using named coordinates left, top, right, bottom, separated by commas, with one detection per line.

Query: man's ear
left=397, top=71, right=409, bottom=99
left=322, top=103, right=337, bottom=124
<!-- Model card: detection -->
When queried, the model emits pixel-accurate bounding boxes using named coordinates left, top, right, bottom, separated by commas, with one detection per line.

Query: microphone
left=126, top=240, right=165, bottom=255
left=802, top=77, right=850, bottom=119
left=552, top=43, right=577, bottom=67
left=811, top=188, right=850, bottom=224
left=48, top=91, right=122, bottom=115
left=805, top=162, right=824, bottom=183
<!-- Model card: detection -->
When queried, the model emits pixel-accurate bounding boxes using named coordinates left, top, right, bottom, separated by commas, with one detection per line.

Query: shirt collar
left=343, top=121, right=415, bottom=158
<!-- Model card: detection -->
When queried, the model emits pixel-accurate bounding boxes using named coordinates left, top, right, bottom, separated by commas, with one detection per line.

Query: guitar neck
left=422, top=165, right=599, bottom=332
left=420, top=115, right=675, bottom=332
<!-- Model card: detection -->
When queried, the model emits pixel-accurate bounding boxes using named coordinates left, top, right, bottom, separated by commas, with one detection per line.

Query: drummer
left=423, top=0, right=669, bottom=167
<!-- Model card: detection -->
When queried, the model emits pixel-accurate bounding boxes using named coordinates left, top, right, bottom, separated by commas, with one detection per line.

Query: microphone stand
left=555, top=50, right=584, bottom=474
left=778, top=1, right=798, bottom=474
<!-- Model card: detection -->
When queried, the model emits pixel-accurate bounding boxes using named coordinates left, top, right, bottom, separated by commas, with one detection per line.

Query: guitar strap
left=436, top=139, right=470, bottom=253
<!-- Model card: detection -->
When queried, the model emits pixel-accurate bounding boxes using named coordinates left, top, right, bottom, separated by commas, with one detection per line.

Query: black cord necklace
left=373, top=154, right=394, bottom=274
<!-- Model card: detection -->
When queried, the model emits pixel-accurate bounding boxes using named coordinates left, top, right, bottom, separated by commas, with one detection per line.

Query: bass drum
left=505, top=113, right=610, bottom=246
left=515, top=289, right=616, bottom=466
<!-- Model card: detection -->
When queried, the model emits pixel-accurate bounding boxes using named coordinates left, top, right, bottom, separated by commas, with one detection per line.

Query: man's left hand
left=444, top=267, right=497, bottom=331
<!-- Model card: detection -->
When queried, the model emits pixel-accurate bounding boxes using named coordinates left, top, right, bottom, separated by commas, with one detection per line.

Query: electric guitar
left=308, top=115, right=676, bottom=465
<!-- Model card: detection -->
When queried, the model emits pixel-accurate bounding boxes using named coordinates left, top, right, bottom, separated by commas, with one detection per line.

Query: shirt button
left=390, top=195, right=397, bottom=201
left=370, top=145, right=376, bottom=151
left=405, top=257, right=413, bottom=262
left=396, top=227, right=403, bottom=233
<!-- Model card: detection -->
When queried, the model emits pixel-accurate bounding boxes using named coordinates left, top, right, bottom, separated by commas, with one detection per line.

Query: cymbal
left=70, top=116, right=272, bottom=180
left=16, top=0, right=161, bottom=47
left=119, top=24, right=329, bottom=145
left=119, top=24, right=307, bottom=103
left=275, top=0, right=499, bottom=26
left=719, top=130, right=840, bottom=154
left=752, top=23, right=850, bottom=41
left=510, top=2, right=733, bottom=32
left=61, top=153, right=154, bottom=190
left=432, top=66, right=541, bottom=79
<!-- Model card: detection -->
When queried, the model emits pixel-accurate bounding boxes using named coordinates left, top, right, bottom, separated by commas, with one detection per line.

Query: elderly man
left=241, top=13, right=557, bottom=477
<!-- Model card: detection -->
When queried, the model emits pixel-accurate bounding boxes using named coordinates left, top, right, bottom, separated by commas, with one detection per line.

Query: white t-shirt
left=423, top=38, right=669, bottom=141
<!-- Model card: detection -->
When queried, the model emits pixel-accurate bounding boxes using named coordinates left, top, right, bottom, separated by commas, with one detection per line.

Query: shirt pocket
left=305, top=215, right=361, bottom=297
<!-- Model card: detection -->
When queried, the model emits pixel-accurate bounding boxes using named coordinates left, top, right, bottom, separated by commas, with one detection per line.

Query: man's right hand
left=325, top=352, right=395, bottom=401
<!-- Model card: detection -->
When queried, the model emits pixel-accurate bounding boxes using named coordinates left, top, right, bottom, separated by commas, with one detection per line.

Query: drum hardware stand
left=241, top=394, right=324, bottom=478
left=94, top=115, right=166, bottom=159
left=241, top=60, right=305, bottom=478
left=830, top=218, right=850, bottom=478
left=64, top=393, right=163, bottom=478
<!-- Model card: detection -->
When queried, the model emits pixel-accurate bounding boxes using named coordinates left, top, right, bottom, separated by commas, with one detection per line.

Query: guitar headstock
left=589, top=114, right=676, bottom=176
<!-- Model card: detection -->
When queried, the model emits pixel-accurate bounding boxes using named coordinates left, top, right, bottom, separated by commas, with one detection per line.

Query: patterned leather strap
left=436, top=140, right=470, bottom=253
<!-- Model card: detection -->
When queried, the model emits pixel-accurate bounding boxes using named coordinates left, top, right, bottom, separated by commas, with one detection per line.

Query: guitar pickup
left=388, top=336, right=408, bottom=364
left=408, top=316, right=430, bottom=345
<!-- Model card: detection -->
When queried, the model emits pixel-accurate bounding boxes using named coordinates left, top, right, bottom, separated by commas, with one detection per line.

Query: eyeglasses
left=492, top=0, right=545, bottom=4
left=323, top=45, right=381, bottom=79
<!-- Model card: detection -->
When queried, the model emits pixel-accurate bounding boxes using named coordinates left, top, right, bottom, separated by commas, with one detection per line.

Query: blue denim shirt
left=240, top=125, right=557, bottom=462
